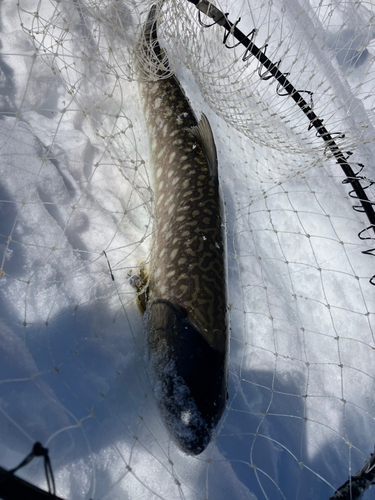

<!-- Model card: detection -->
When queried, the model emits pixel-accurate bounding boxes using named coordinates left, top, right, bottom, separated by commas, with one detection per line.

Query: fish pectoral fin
left=130, top=269, right=149, bottom=315
left=186, top=113, right=218, bottom=184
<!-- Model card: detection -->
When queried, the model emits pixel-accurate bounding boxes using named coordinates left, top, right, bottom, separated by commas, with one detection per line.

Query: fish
left=135, top=4, right=229, bottom=455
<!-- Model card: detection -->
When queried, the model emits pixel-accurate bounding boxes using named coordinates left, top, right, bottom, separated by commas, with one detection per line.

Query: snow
left=0, top=0, right=375, bottom=499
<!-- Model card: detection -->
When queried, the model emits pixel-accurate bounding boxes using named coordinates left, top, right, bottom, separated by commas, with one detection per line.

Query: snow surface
left=0, top=0, right=375, bottom=499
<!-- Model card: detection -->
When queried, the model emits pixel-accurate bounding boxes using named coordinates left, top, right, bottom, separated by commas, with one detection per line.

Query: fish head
left=146, top=299, right=228, bottom=455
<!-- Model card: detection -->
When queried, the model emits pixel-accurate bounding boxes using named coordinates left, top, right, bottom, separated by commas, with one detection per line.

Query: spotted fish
left=135, top=4, right=229, bottom=455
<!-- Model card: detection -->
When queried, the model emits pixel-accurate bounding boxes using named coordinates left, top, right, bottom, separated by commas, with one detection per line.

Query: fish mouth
left=146, top=299, right=228, bottom=455
left=158, top=376, right=212, bottom=455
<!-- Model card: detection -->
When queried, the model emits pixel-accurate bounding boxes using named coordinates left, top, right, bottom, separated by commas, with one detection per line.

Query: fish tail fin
left=142, top=5, right=158, bottom=46
left=137, top=3, right=170, bottom=75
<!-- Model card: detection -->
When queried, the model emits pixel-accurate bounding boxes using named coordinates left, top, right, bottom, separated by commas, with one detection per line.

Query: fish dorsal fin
left=187, top=114, right=218, bottom=184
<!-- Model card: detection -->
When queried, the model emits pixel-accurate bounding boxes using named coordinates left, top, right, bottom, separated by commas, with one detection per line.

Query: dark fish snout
left=147, top=300, right=228, bottom=455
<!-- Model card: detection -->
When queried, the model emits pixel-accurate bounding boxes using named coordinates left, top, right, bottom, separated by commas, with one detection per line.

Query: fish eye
left=181, top=411, right=192, bottom=426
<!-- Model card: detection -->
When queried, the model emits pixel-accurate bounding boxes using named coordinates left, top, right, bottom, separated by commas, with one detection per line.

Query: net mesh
left=1, top=0, right=375, bottom=498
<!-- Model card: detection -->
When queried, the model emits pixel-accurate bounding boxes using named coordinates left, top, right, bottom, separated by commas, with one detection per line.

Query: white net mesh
left=1, top=0, right=375, bottom=498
